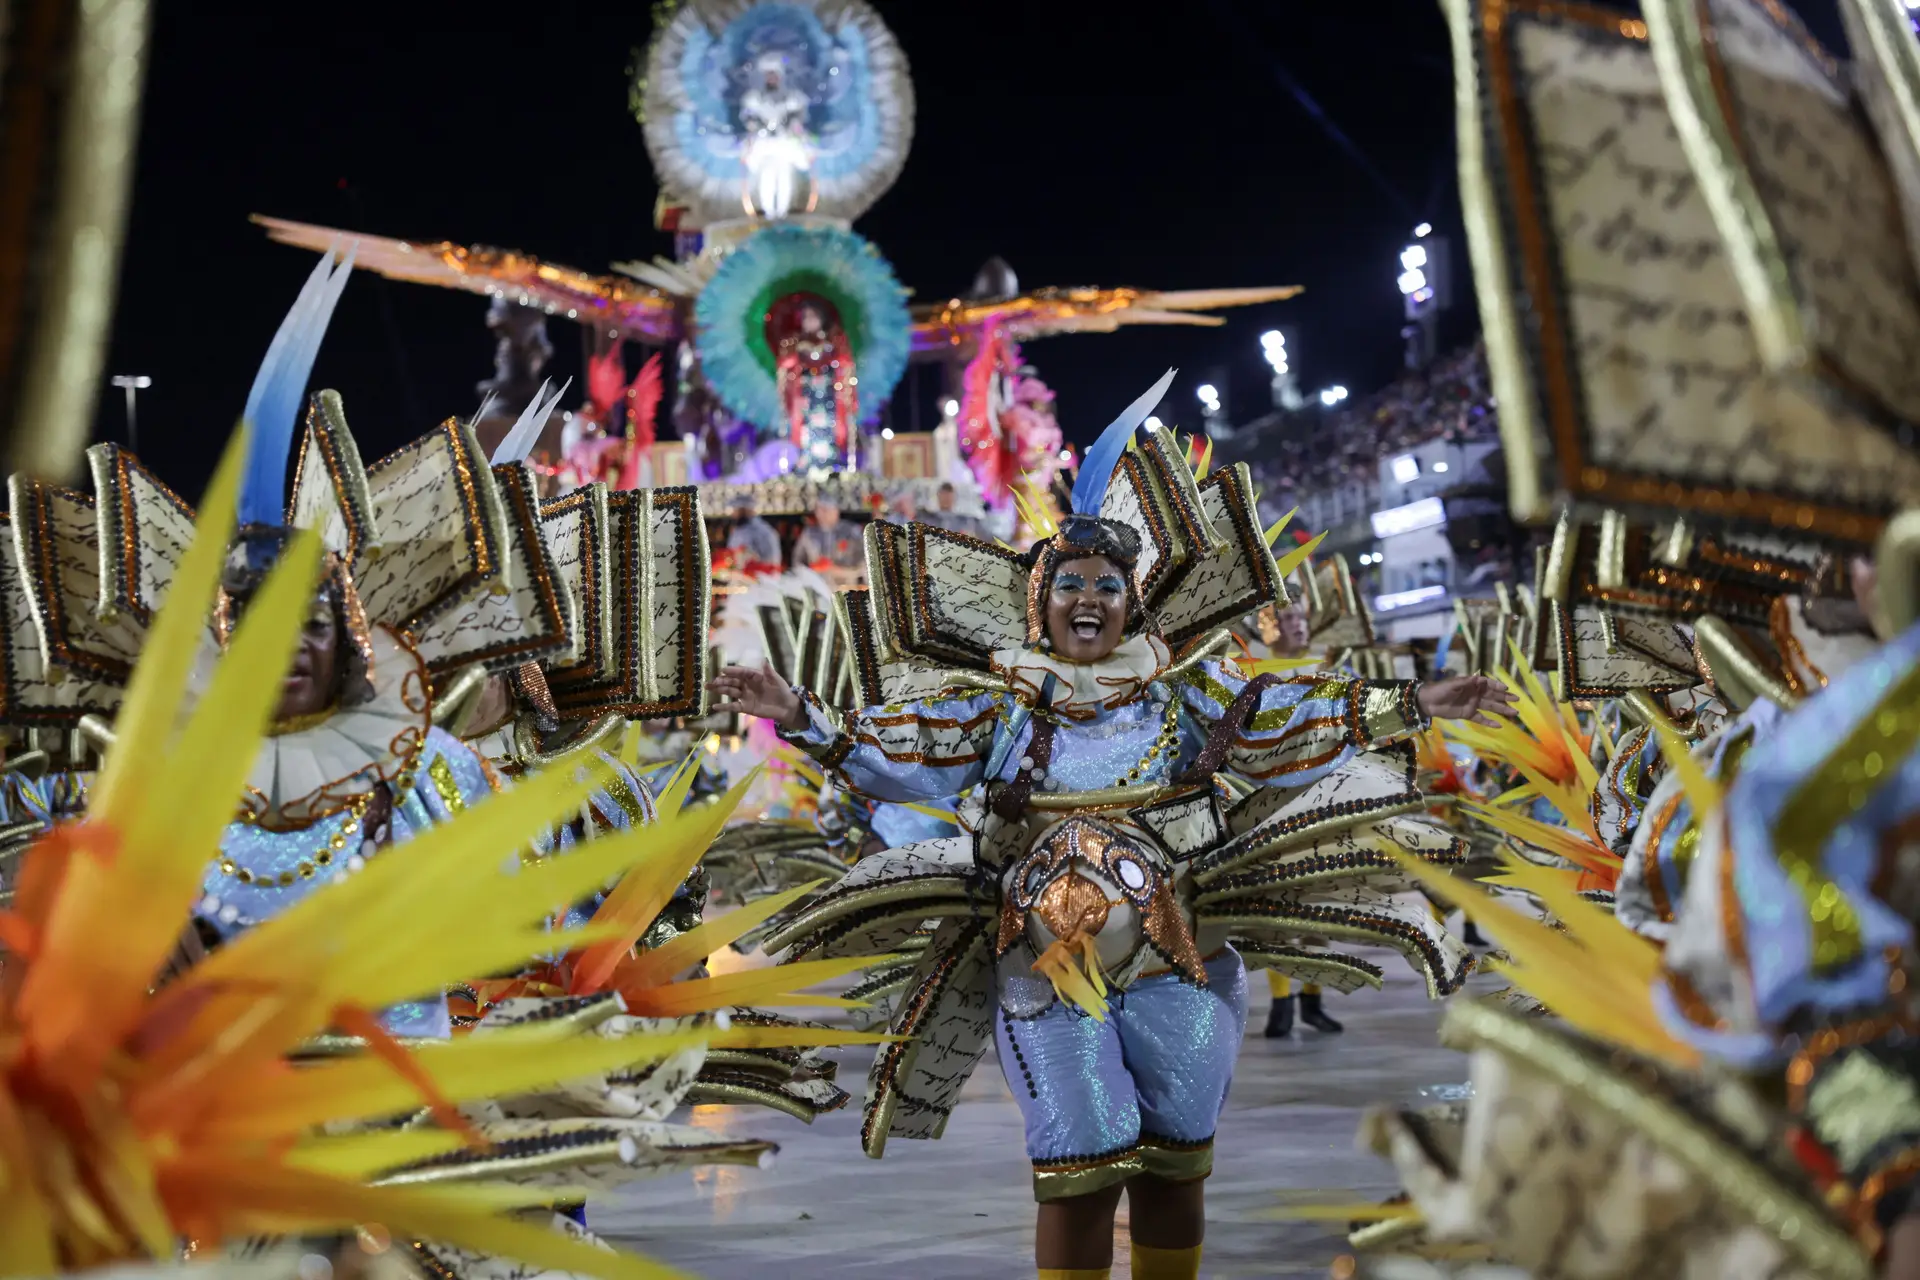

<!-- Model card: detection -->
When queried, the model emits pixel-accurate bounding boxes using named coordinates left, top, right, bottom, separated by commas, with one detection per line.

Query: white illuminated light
left=1397, top=268, right=1428, bottom=296
left=1370, top=496, right=1447, bottom=539
left=1391, top=454, right=1421, bottom=484
left=881, top=427, right=895, bottom=440
left=1318, top=385, right=1349, bottom=407
left=1144, top=415, right=1164, bottom=430
left=1414, top=222, right=1433, bottom=237
left=1059, top=448, right=1073, bottom=461
left=1260, top=330, right=1290, bottom=374
left=1432, top=460, right=1449, bottom=473
left=943, top=399, right=960, bottom=416
left=1401, top=245, right=1428, bottom=270
left=1197, top=383, right=1220, bottom=409
left=1374, top=584, right=1447, bottom=612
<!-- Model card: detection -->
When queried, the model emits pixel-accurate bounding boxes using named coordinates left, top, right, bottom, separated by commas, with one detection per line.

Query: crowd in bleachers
left=1241, top=342, right=1499, bottom=502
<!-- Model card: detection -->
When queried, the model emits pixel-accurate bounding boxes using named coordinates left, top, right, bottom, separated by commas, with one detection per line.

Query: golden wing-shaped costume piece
left=908, top=284, right=1303, bottom=349
left=258, top=215, right=1300, bottom=355
left=256, top=217, right=684, bottom=344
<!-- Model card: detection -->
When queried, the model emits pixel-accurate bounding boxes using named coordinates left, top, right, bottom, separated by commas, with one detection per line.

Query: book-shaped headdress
left=533, top=482, right=711, bottom=722
left=0, top=249, right=707, bottom=727
left=1449, top=0, right=1920, bottom=546
left=844, top=371, right=1286, bottom=707
left=1537, top=506, right=1874, bottom=703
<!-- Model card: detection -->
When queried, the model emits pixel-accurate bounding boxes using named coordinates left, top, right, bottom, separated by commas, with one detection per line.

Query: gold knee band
left=1137, top=1134, right=1213, bottom=1183
left=1031, top=1148, right=1144, bottom=1202
left=1037, top=1270, right=1111, bottom=1280
left=1130, top=1242, right=1201, bottom=1280
left=1267, top=971, right=1291, bottom=997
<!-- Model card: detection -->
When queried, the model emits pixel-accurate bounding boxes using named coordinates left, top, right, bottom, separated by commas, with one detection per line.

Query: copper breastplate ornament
left=996, top=816, right=1207, bottom=1007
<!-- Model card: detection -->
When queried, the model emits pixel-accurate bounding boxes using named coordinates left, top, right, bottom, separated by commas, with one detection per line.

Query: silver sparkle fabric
left=992, top=948, right=1248, bottom=1167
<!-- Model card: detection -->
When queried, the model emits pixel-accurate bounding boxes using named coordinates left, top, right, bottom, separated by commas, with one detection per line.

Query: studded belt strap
left=992, top=713, right=1057, bottom=820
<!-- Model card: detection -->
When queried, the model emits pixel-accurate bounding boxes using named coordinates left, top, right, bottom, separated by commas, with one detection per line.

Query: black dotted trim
left=1002, top=1010, right=1039, bottom=1100
left=1202, top=838, right=1469, bottom=896
left=1210, top=899, right=1473, bottom=997
left=1031, top=1141, right=1142, bottom=1171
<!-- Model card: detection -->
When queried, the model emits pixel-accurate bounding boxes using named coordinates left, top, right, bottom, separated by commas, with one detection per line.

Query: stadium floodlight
left=1259, top=331, right=1288, bottom=373
left=112, top=374, right=152, bottom=451
left=1145, top=415, right=1164, bottom=430
left=1318, top=385, right=1348, bottom=407
left=1401, top=245, right=1428, bottom=270
left=1397, top=267, right=1427, bottom=296
left=943, top=399, right=959, bottom=416
left=1414, top=222, right=1433, bottom=237
left=1197, top=384, right=1221, bottom=414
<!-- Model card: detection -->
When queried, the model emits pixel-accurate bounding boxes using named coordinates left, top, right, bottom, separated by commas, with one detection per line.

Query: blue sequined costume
left=781, top=648, right=1430, bottom=1196
left=196, top=725, right=496, bottom=1037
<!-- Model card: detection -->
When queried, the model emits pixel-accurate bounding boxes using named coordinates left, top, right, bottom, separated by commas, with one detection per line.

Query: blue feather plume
left=238, top=245, right=356, bottom=527
left=1069, top=368, right=1175, bottom=516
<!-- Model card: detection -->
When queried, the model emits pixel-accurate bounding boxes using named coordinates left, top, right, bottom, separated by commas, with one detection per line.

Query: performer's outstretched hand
left=1416, top=674, right=1517, bottom=727
left=712, top=662, right=808, bottom=731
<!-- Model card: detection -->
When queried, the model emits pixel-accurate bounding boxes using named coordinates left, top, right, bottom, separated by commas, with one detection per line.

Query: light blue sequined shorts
left=994, top=948, right=1248, bottom=1201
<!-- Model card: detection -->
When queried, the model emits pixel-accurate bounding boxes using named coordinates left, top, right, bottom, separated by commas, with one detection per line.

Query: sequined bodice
left=1001, top=684, right=1195, bottom=794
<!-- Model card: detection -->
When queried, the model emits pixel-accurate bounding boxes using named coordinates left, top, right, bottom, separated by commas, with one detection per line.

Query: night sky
left=98, top=0, right=1849, bottom=502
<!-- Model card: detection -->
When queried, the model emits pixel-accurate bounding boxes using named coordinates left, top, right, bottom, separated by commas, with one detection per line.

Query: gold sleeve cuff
left=1356, top=680, right=1425, bottom=746
left=776, top=688, right=855, bottom=769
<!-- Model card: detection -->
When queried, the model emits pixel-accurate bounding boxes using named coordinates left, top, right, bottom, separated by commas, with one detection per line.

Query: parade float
left=255, top=0, right=1299, bottom=544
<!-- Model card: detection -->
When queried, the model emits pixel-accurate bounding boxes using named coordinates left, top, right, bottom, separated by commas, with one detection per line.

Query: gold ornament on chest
left=997, top=816, right=1206, bottom=1018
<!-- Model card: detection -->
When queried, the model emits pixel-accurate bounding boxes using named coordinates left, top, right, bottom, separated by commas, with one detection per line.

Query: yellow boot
left=1130, top=1242, right=1202, bottom=1279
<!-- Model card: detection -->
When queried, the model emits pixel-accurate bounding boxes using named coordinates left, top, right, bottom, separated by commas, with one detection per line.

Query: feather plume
left=239, top=246, right=355, bottom=526
left=490, top=378, right=571, bottom=466
left=615, top=354, right=665, bottom=490
left=1069, top=368, right=1174, bottom=515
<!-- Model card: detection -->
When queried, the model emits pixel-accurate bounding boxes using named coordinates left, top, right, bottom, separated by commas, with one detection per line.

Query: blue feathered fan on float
left=693, top=221, right=911, bottom=438
left=638, top=0, right=915, bottom=226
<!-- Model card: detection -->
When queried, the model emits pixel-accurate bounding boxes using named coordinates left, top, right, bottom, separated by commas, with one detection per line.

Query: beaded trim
left=216, top=787, right=377, bottom=889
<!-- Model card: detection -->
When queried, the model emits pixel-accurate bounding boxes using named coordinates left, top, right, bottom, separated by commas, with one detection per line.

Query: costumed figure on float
left=712, top=371, right=1515, bottom=1280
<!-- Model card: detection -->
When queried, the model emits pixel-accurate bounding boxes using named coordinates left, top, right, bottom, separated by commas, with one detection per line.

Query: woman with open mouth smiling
left=714, top=370, right=1513, bottom=1280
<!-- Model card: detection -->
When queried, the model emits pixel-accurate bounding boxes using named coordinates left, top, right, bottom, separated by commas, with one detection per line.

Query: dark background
left=98, top=0, right=1848, bottom=501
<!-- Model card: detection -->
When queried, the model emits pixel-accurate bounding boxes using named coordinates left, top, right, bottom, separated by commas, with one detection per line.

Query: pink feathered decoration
left=957, top=321, right=1064, bottom=506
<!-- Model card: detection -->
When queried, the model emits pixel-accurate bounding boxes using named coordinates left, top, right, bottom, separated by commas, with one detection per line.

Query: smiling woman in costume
left=714, top=370, right=1511, bottom=1280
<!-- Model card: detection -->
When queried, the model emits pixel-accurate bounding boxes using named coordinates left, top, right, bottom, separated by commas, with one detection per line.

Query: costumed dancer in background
left=716, top=371, right=1513, bottom=1280
left=1246, top=599, right=1345, bottom=1038
left=182, top=253, right=497, bottom=1037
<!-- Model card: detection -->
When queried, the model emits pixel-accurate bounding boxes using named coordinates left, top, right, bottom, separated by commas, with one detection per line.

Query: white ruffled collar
left=236, top=624, right=434, bottom=830
left=991, top=633, right=1170, bottom=723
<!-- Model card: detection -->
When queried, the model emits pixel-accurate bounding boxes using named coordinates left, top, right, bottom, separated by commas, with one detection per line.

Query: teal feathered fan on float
left=692, top=222, right=911, bottom=437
